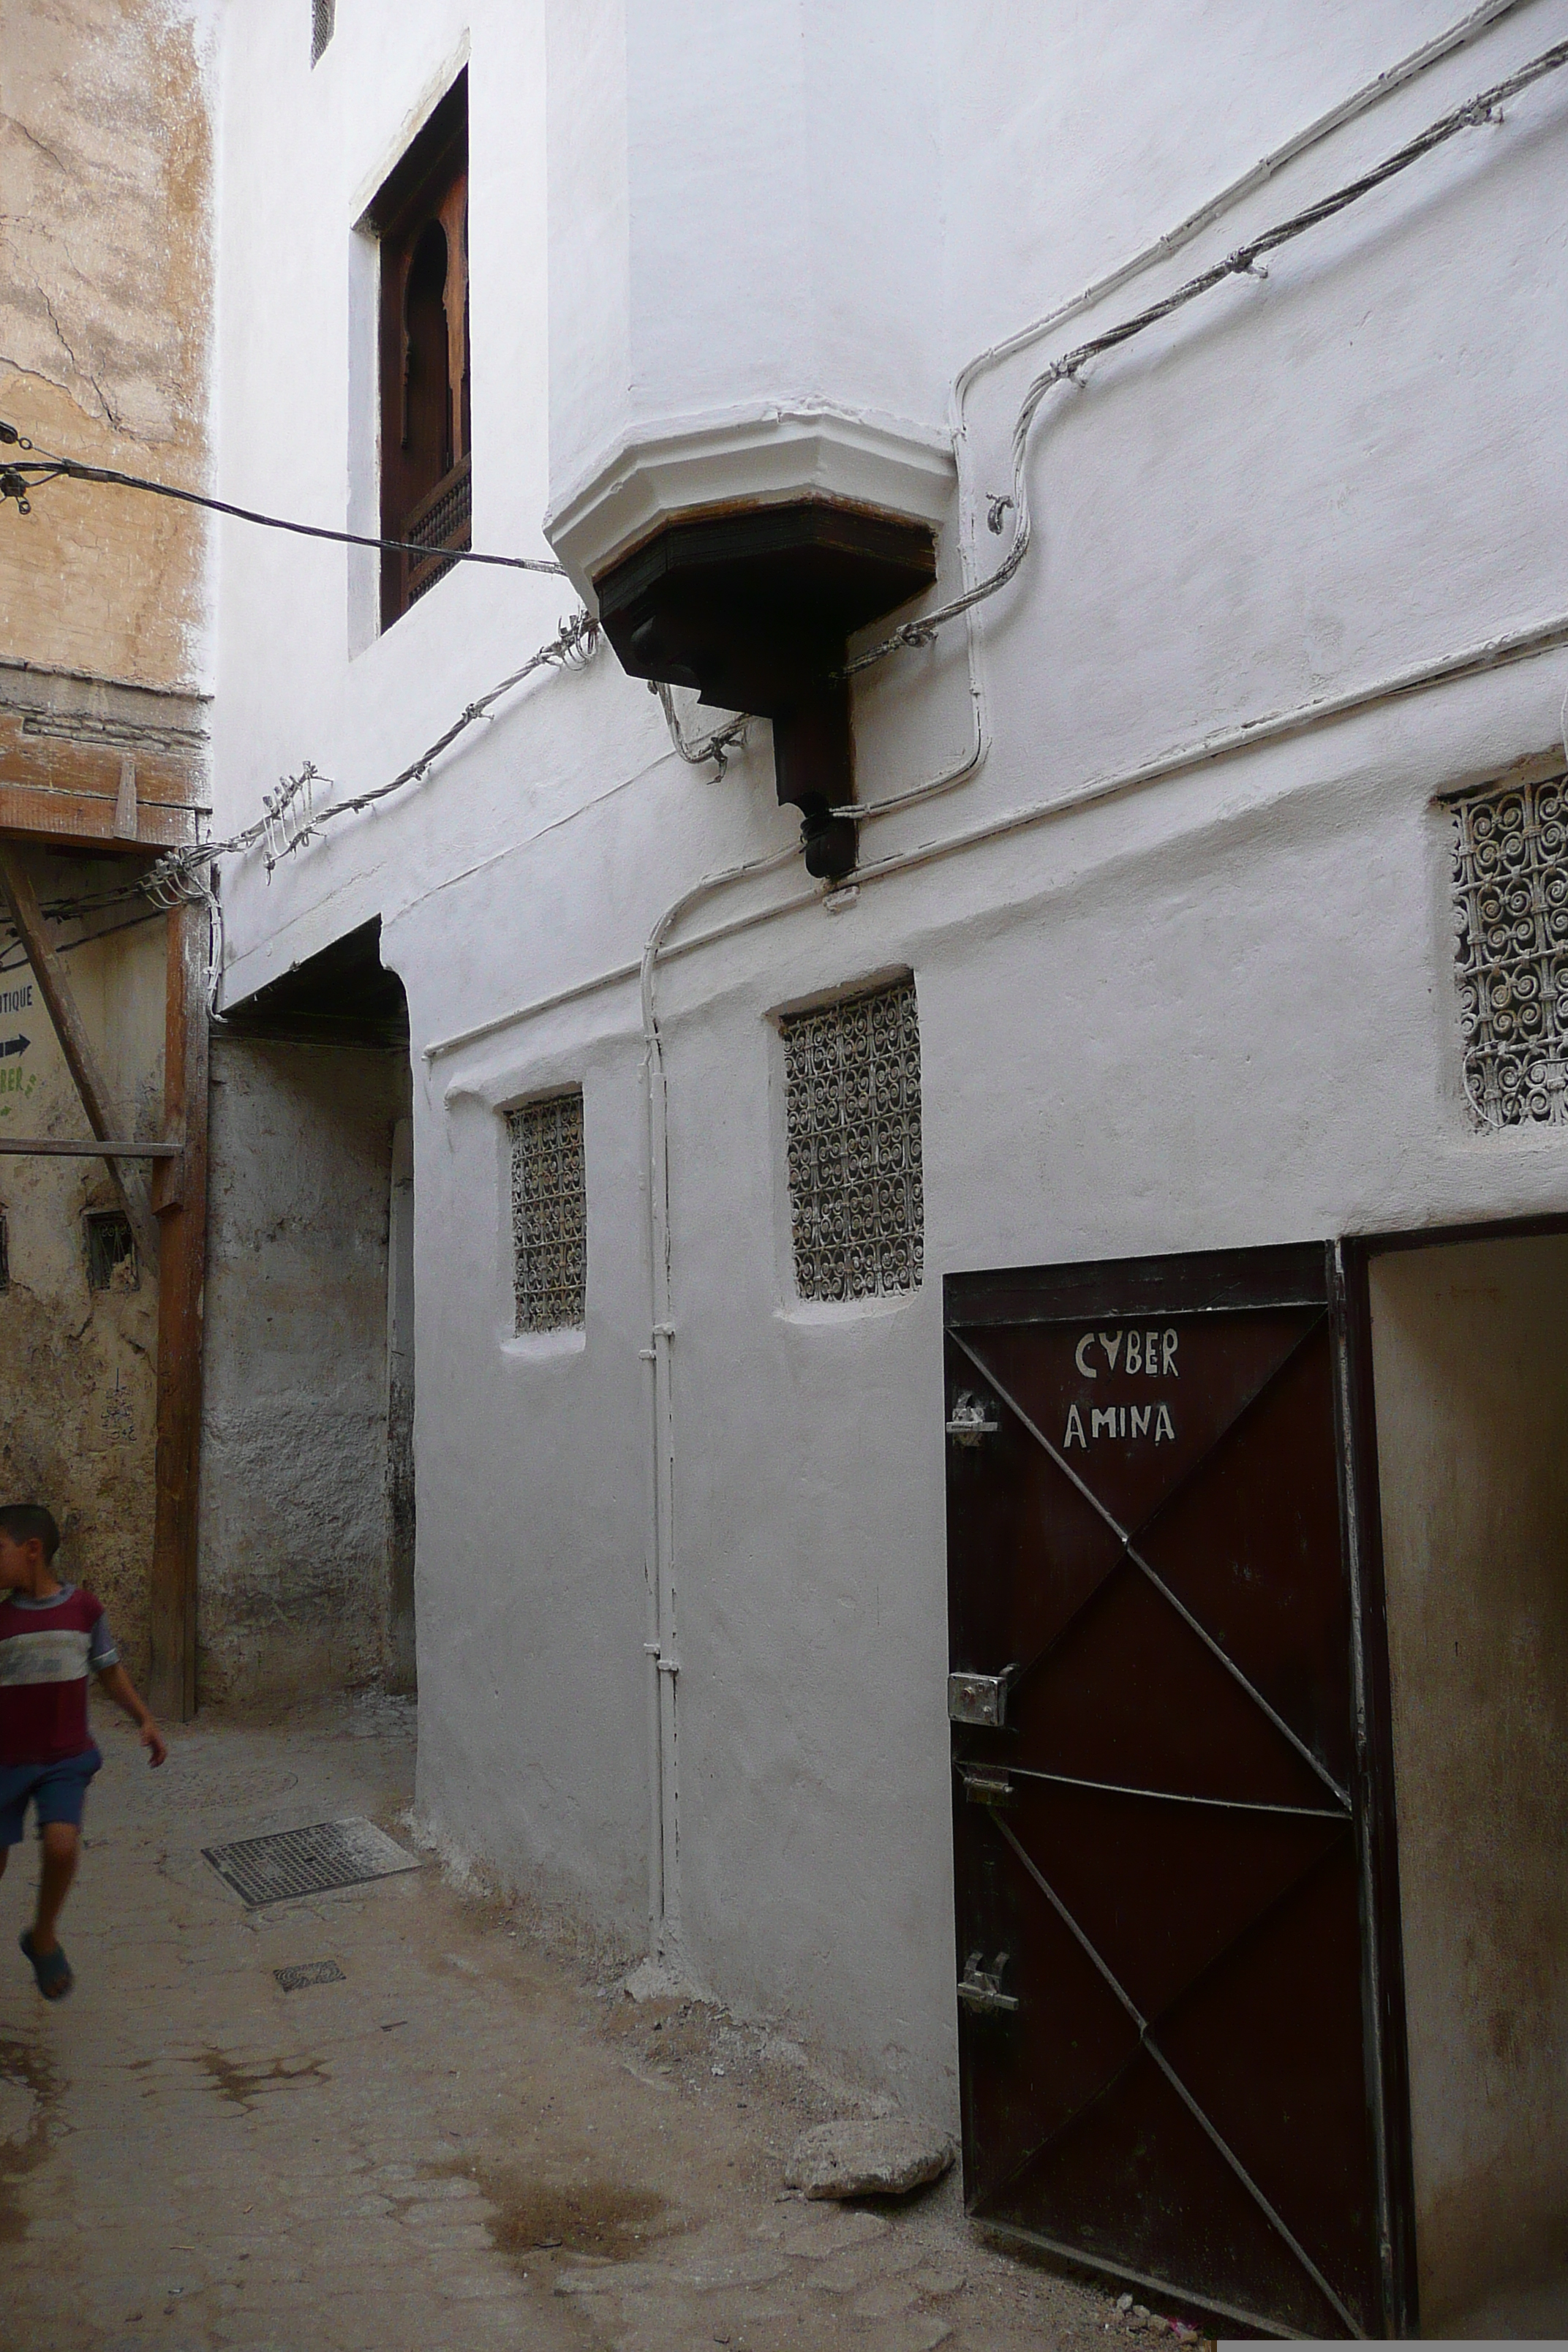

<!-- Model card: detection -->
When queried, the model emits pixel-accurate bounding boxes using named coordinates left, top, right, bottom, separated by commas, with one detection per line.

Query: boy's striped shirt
left=0, top=1586, right=117, bottom=1764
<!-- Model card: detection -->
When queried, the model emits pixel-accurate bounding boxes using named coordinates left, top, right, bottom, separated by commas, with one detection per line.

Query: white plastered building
left=200, top=4, right=1568, bottom=2334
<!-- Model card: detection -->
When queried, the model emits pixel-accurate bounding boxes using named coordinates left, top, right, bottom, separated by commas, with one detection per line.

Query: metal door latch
left=958, top=1950, right=1019, bottom=2015
left=946, top=1390, right=1000, bottom=1445
left=960, top=1764, right=1014, bottom=1806
left=948, top=1665, right=1018, bottom=1727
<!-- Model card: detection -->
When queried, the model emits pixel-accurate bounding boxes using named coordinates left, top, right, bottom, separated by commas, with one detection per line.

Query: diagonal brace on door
left=0, top=842, right=159, bottom=1270
left=990, top=1809, right=1365, bottom=2338
left=970, top=1789, right=1348, bottom=2195
left=949, top=1327, right=1351, bottom=1810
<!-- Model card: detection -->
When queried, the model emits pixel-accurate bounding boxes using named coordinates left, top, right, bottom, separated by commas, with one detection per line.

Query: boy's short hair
left=0, top=1504, right=61, bottom=1559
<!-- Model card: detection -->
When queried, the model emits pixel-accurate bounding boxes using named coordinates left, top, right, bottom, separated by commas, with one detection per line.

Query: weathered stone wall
left=0, top=0, right=214, bottom=689
left=197, top=1036, right=408, bottom=1709
left=0, top=854, right=165, bottom=1678
left=0, top=1, right=211, bottom=1681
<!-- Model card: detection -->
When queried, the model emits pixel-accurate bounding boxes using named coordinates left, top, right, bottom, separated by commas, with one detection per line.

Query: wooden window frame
left=370, top=73, right=470, bottom=629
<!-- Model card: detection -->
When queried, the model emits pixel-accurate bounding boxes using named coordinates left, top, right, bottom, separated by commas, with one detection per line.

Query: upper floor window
left=372, top=73, right=470, bottom=627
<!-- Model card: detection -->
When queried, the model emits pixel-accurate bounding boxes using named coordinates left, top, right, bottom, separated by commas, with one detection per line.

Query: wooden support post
left=148, top=899, right=210, bottom=1722
left=0, top=841, right=161, bottom=1269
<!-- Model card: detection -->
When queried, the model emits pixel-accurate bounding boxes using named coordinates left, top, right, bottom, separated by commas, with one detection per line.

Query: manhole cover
left=202, top=1817, right=421, bottom=1909
left=274, top=1959, right=346, bottom=1992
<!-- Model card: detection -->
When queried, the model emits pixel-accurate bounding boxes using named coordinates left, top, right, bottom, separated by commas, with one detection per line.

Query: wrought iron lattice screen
left=508, top=1090, right=587, bottom=1333
left=311, top=0, right=335, bottom=65
left=782, top=976, right=924, bottom=1302
left=1452, top=771, right=1568, bottom=1128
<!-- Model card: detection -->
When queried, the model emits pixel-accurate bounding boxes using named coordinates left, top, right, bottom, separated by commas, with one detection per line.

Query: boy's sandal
left=20, top=1929, right=72, bottom=2001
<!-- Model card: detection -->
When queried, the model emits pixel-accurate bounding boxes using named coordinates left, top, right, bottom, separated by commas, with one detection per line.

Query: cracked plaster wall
left=0, top=0, right=214, bottom=690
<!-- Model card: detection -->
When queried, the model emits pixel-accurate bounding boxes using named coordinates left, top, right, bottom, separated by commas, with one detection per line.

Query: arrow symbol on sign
left=0, top=1034, right=28, bottom=1058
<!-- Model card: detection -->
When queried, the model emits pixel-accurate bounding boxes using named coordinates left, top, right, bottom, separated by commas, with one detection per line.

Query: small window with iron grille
left=85, top=1210, right=137, bottom=1293
left=1451, top=769, right=1568, bottom=1128
left=369, top=74, right=470, bottom=627
left=781, top=975, right=924, bottom=1303
left=508, top=1090, right=587, bottom=1333
left=311, top=0, right=335, bottom=66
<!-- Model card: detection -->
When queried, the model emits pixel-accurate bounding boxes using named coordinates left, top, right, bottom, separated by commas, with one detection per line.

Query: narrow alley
left=1, top=1702, right=1137, bottom=2352
left=7, top=7, right=1568, bottom=2337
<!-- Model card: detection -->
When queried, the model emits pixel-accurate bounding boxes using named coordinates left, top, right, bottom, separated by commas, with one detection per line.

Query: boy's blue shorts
left=0, top=1747, right=102, bottom=1845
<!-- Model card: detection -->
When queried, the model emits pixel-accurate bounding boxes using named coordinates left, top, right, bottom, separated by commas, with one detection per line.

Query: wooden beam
left=0, top=1137, right=179, bottom=1158
left=0, top=780, right=197, bottom=851
left=0, top=841, right=160, bottom=1267
left=148, top=898, right=210, bottom=1722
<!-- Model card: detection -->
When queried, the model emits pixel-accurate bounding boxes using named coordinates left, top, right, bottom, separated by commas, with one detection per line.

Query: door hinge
left=960, top=1764, right=1014, bottom=1806
left=948, top=1665, right=1017, bottom=1728
left=958, top=1950, right=1019, bottom=2015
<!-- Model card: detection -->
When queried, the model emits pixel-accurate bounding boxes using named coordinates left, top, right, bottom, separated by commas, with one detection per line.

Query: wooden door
left=945, top=1245, right=1406, bottom=2338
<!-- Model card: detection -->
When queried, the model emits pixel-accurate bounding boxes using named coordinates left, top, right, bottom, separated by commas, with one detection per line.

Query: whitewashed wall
left=208, top=0, right=1568, bottom=2119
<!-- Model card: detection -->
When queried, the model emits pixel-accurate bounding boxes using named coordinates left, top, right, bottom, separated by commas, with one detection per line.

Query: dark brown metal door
left=945, top=1245, right=1404, bottom=2339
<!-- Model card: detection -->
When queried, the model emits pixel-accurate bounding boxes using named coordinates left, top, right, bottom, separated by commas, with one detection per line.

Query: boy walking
left=0, top=1503, right=166, bottom=1999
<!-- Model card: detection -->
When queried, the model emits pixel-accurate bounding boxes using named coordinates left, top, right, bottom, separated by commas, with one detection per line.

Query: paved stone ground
left=0, top=1697, right=1191, bottom=2352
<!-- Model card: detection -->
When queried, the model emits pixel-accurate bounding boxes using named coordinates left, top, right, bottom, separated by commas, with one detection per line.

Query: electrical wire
left=0, top=429, right=566, bottom=577
left=653, top=681, right=750, bottom=774
left=842, top=34, right=1568, bottom=695
left=6, top=6, right=1561, bottom=941
left=143, top=606, right=600, bottom=908
left=0, top=902, right=163, bottom=978
left=949, top=0, right=1537, bottom=433
left=598, top=13, right=1568, bottom=808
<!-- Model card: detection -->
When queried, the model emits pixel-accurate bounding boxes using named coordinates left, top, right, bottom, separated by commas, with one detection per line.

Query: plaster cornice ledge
left=545, top=404, right=957, bottom=610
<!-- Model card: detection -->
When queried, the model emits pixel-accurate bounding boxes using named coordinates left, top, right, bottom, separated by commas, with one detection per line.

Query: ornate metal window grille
left=1452, top=772, right=1568, bottom=1128
left=508, top=1091, right=586, bottom=1333
left=782, top=976, right=924, bottom=1303
left=311, top=0, right=335, bottom=64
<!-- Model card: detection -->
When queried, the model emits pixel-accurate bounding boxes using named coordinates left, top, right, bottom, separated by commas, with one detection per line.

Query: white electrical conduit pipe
left=675, top=4, right=1544, bottom=840
left=663, top=0, right=1543, bottom=858
left=435, top=597, right=1568, bottom=1955
left=949, top=0, right=1536, bottom=430
left=426, top=604, right=1568, bottom=1072
left=635, top=848, right=797, bottom=1956
left=436, top=0, right=1557, bottom=1961
left=849, top=0, right=1546, bottom=832
left=836, top=15, right=1568, bottom=826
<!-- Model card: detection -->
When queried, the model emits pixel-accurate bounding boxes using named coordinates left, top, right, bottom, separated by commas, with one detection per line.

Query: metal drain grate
left=203, top=1817, right=421, bottom=1909
left=274, top=1959, right=345, bottom=1992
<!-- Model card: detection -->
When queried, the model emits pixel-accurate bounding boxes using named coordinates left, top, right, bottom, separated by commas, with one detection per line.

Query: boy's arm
left=96, top=1663, right=168, bottom=1767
